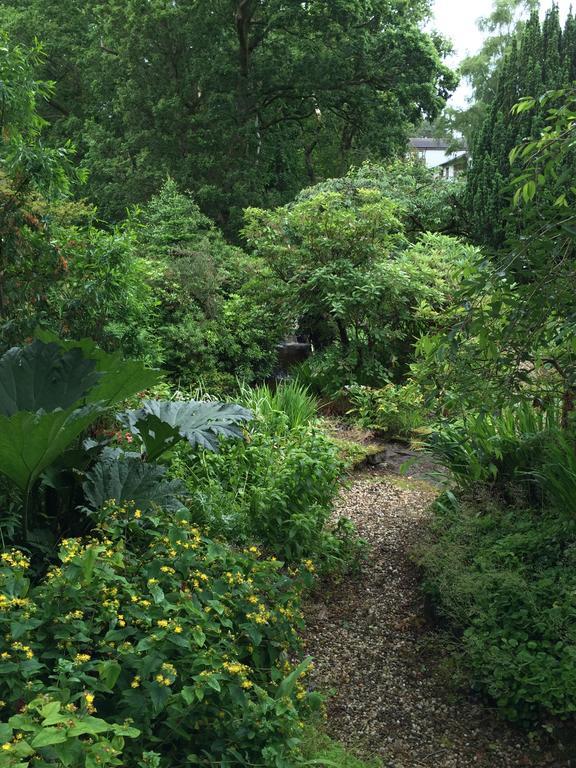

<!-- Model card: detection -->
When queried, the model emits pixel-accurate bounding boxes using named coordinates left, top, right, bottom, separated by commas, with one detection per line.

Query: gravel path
left=303, top=469, right=552, bottom=768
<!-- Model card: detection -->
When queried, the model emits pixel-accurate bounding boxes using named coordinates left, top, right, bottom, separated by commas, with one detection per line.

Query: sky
left=430, top=0, right=574, bottom=107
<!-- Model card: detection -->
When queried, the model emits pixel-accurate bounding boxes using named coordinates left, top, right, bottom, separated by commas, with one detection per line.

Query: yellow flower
left=156, top=619, right=169, bottom=628
left=134, top=509, right=142, bottom=519
left=1, top=742, right=12, bottom=751
left=241, top=680, right=253, bottom=689
left=83, top=692, right=96, bottom=713
left=173, top=625, right=183, bottom=634
left=74, top=653, right=91, bottom=663
left=131, top=676, right=141, bottom=689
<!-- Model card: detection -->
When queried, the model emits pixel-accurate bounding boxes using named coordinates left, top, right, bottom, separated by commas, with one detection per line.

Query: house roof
left=438, top=150, right=468, bottom=167
left=409, top=137, right=451, bottom=150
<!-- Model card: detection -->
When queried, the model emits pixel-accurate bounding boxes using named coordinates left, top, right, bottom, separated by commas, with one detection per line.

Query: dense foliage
left=420, top=406, right=576, bottom=723
left=0, top=0, right=456, bottom=230
left=0, top=335, right=354, bottom=765
left=173, top=382, right=361, bottom=571
left=133, top=179, right=288, bottom=389
left=466, top=5, right=576, bottom=245
left=244, top=166, right=474, bottom=395
left=0, top=505, right=320, bottom=767
left=5, top=0, right=576, bottom=757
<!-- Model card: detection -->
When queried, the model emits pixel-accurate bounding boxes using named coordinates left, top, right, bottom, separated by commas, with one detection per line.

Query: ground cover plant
left=0, top=503, right=321, bottom=766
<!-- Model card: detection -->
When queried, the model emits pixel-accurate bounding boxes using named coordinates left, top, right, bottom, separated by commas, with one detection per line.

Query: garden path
left=303, top=464, right=554, bottom=768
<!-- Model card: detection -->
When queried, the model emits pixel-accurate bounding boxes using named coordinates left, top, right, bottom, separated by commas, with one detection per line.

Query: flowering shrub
left=0, top=695, right=139, bottom=768
left=0, top=504, right=320, bottom=766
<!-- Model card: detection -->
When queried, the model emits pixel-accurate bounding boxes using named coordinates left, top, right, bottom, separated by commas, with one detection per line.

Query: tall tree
left=465, top=5, right=576, bottom=247
left=0, top=0, right=456, bottom=231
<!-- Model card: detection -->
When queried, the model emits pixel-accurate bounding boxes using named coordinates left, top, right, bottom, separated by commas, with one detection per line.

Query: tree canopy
left=0, top=0, right=456, bottom=231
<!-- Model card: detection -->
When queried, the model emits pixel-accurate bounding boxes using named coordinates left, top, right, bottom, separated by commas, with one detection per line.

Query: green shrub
left=169, top=384, right=363, bottom=574
left=0, top=503, right=320, bottom=766
left=347, top=380, right=426, bottom=437
left=245, top=181, right=476, bottom=395
left=538, top=433, right=576, bottom=514
left=420, top=500, right=576, bottom=722
left=0, top=695, right=139, bottom=768
left=175, top=423, right=350, bottom=568
left=135, top=179, right=288, bottom=390
left=301, top=727, right=383, bottom=767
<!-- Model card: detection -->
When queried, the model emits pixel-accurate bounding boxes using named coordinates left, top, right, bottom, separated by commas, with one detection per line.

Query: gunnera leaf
left=0, top=337, right=160, bottom=493
left=35, top=330, right=162, bottom=404
left=0, top=340, right=100, bottom=415
left=83, top=450, right=187, bottom=512
left=118, top=399, right=252, bottom=460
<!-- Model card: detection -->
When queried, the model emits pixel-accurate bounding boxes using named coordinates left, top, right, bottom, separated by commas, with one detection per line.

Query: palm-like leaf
left=118, top=399, right=252, bottom=460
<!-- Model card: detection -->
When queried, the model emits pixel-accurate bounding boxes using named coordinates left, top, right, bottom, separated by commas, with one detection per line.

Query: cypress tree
left=466, top=6, right=573, bottom=246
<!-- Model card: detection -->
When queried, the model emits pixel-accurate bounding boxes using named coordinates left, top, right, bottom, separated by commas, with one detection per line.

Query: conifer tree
left=466, top=6, right=575, bottom=246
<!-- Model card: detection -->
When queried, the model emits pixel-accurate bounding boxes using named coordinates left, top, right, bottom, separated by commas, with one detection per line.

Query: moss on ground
left=301, top=728, right=382, bottom=767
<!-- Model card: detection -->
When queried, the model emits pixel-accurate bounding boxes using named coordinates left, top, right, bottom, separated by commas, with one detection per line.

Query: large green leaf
left=118, top=399, right=252, bottom=460
left=0, top=337, right=161, bottom=496
left=0, top=341, right=100, bottom=416
left=35, top=331, right=162, bottom=404
left=83, top=450, right=187, bottom=512
left=0, top=405, right=101, bottom=490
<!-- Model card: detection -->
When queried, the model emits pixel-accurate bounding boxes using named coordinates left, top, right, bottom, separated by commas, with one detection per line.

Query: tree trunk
left=336, top=319, right=349, bottom=349
left=561, top=386, right=575, bottom=429
left=235, top=0, right=254, bottom=119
